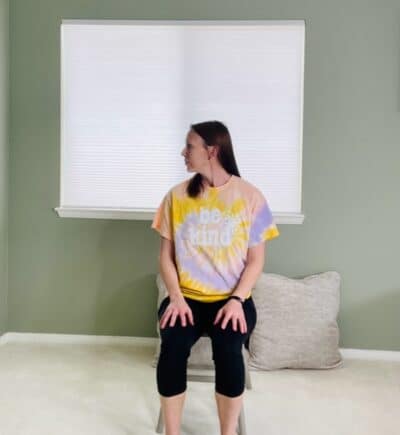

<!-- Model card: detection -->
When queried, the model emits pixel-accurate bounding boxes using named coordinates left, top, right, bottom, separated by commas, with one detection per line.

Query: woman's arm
left=159, top=236, right=184, bottom=302
left=158, top=236, right=194, bottom=328
left=231, top=242, right=266, bottom=300
left=214, top=243, right=265, bottom=333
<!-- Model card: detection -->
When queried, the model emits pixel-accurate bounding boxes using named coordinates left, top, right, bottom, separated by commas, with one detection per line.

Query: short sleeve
left=248, top=191, right=280, bottom=247
left=151, top=190, right=173, bottom=241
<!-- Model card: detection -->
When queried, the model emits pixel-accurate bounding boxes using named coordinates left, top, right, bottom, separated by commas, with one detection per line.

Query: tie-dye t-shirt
left=151, top=174, right=279, bottom=302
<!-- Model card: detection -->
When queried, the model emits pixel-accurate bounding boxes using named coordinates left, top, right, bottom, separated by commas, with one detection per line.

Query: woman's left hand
left=213, top=299, right=247, bottom=334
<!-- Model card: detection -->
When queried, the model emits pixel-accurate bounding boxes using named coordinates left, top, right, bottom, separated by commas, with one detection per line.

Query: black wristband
left=228, top=295, right=245, bottom=305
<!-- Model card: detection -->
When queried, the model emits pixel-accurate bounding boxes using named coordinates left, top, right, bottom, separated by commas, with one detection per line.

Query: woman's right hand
left=159, top=296, right=195, bottom=329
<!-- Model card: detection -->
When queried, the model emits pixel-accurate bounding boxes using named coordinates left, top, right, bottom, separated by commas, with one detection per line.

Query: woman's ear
left=208, top=145, right=217, bottom=159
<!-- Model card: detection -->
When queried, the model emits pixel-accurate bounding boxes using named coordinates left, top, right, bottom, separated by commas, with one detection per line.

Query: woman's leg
left=208, top=297, right=257, bottom=435
left=157, top=297, right=204, bottom=435
left=215, top=391, right=244, bottom=435
left=159, top=392, right=186, bottom=435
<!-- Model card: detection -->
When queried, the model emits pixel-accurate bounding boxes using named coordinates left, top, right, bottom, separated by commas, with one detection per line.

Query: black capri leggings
left=156, top=296, right=257, bottom=398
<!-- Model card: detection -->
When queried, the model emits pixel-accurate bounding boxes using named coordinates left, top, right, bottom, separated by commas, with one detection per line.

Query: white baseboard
left=1, top=332, right=400, bottom=362
left=339, top=347, right=400, bottom=361
left=0, top=331, right=158, bottom=346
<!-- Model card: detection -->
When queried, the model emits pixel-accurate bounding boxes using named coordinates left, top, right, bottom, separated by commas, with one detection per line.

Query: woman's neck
left=201, top=169, right=232, bottom=188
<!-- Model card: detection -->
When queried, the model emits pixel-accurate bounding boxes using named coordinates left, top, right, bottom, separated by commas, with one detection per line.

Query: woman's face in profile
left=181, top=130, right=212, bottom=173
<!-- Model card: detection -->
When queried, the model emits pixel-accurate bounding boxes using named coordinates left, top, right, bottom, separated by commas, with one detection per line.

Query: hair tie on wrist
left=228, top=295, right=245, bottom=305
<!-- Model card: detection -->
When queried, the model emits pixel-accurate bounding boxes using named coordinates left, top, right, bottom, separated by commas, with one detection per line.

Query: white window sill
left=53, top=207, right=304, bottom=224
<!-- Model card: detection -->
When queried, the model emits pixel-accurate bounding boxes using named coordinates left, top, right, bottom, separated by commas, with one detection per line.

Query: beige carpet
left=0, top=338, right=399, bottom=435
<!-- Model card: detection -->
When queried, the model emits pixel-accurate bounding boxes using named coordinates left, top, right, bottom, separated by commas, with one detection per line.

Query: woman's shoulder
left=165, top=177, right=192, bottom=198
left=234, top=176, right=264, bottom=198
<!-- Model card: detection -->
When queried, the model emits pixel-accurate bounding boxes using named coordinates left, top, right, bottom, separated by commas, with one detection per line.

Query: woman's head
left=182, top=120, right=241, bottom=198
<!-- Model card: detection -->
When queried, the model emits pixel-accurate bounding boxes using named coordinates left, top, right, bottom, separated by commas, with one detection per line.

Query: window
left=55, top=20, right=305, bottom=224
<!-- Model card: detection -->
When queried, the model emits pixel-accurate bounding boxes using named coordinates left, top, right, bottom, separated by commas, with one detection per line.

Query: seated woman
left=151, top=120, right=280, bottom=435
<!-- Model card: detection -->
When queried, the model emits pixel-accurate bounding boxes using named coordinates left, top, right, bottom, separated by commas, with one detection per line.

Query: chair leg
left=244, top=354, right=252, bottom=390
left=238, top=406, right=246, bottom=435
left=156, top=406, right=164, bottom=433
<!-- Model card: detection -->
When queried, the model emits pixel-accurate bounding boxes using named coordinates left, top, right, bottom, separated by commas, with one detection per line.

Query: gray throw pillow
left=248, top=271, right=343, bottom=370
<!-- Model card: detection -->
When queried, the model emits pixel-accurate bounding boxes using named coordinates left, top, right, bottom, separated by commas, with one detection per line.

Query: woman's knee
left=210, top=330, right=246, bottom=397
left=159, top=329, right=194, bottom=359
left=157, top=329, right=198, bottom=397
left=213, top=352, right=245, bottom=397
left=211, top=327, right=245, bottom=358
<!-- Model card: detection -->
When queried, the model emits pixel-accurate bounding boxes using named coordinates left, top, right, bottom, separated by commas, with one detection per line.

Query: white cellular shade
left=57, top=20, right=305, bottom=222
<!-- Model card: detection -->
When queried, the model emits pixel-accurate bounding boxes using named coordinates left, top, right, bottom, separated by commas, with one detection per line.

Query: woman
left=151, top=120, right=279, bottom=435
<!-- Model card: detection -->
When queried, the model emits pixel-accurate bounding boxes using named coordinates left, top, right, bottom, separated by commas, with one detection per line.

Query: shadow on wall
left=96, top=220, right=160, bottom=337
left=337, top=286, right=400, bottom=351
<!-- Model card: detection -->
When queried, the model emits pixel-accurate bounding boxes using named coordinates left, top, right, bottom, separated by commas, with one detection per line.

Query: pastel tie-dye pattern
left=151, top=176, right=279, bottom=302
left=249, top=201, right=275, bottom=247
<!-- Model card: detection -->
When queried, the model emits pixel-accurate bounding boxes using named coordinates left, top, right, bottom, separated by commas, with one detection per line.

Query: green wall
left=0, top=0, right=9, bottom=335
left=7, top=1, right=400, bottom=349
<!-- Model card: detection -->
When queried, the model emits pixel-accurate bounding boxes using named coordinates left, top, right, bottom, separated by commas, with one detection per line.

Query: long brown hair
left=187, top=120, right=241, bottom=198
